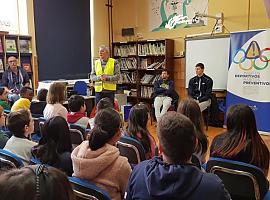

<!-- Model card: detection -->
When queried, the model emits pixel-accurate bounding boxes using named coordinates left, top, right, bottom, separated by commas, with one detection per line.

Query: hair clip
left=35, top=164, right=47, bottom=200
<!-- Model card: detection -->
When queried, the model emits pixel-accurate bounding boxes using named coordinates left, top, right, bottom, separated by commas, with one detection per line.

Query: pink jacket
left=71, top=141, right=132, bottom=200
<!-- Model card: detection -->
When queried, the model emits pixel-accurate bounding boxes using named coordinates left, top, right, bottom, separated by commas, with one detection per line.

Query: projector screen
left=185, top=36, right=230, bottom=90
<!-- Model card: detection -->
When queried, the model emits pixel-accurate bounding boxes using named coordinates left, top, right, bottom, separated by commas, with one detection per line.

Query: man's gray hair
left=99, top=45, right=110, bottom=53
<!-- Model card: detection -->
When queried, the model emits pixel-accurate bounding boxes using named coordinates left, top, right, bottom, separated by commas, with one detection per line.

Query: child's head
left=0, top=164, right=74, bottom=200
left=0, top=87, right=8, bottom=101
left=68, top=95, right=86, bottom=113
left=37, top=89, right=48, bottom=102
left=41, top=116, right=72, bottom=153
left=158, top=111, right=196, bottom=164
left=8, top=109, right=34, bottom=137
left=47, top=82, right=66, bottom=104
left=20, top=87, right=34, bottom=101
left=89, top=108, right=121, bottom=150
left=96, top=97, right=114, bottom=112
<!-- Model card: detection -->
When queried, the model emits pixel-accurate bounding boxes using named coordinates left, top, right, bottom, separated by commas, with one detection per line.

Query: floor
left=148, top=122, right=270, bottom=181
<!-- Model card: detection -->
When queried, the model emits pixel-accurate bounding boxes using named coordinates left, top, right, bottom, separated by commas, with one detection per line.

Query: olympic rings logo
left=232, top=41, right=270, bottom=71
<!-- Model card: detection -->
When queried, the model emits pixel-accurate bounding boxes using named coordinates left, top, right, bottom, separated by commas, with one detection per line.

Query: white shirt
left=43, top=103, right=68, bottom=120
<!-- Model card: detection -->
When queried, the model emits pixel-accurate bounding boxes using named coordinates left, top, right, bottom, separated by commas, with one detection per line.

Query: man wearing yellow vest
left=90, top=45, right=120, bottom=104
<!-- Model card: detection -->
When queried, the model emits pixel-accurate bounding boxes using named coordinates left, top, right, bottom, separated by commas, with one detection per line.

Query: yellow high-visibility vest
left=94, top=58, right=116, bottom=92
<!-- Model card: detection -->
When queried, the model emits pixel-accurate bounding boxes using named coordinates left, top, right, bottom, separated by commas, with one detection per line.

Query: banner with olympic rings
left=227, top=29, right=270, bottom=133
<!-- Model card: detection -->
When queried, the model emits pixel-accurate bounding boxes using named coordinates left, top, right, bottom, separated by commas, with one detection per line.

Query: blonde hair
left=47, top=82, right=66, bottom=104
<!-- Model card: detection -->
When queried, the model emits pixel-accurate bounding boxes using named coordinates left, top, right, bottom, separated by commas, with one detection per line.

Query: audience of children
left=72, top=107, right=131, bottom=200
left=32, top=116, right=73, bottom=176
left=210, top=104, right=269, bottom=176
left=43, top=82, right=68, bottom=120
left=67, top=95, right=90, bottom=129
left=126, top=103, right=157, bottom=159
left=11, top=86, right=34, bottom=112
left=124, top=112, right=230, bottom=200
left=0, top=164, right=74, bottom=200
left=3, top=109, right=36, bottom=165
left=30, top=88, right=48, bottom=116
left=177, top=98, right=208, bottom=165
left=0, top=87, right=11, bottom=110
left=0, top=105, right=9, bottom=148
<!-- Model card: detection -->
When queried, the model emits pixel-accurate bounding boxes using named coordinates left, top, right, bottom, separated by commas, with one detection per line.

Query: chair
left=206, top=157, right=269, bottom=200
left=0, top=157, right=17, bottom=169
left=116, top=135, right=146, bottom=165
left=74, top=81, right=88, bottom=96
left=69, top=123, right=86, bottom=138
left=68, top=176, right=111, bottom=200
left=70, top=128, right=84, bottom=149
left=0, top=149, right=24, bottom=168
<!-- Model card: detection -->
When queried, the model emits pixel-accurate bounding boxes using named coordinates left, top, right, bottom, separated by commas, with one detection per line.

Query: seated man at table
left=188, top=63, right=213, bottom=111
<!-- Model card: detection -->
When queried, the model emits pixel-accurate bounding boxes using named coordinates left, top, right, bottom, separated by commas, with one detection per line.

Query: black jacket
left=188, top=74, right=213, bottom=103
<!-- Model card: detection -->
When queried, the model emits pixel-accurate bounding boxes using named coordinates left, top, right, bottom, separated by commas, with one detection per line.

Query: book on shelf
left=114, top=45, right=136, bottom=57
left=118, top=58, right=137, bottom=70
left=138, top=42, right=166, bottom=56
left=0, top=58, right=4, bottom=72
left=141, top=86, right=153, bottom=98
left=5, top=39, right=17, bottom=53
left=119, top=71, right=137, bottom=84
left=141, top=74, right=155, bottom=84
left=22, top=63, right=32, bottom=72
left=0, top=39, right=3, bottom=53
left=19, top=39, right=32, bottom=53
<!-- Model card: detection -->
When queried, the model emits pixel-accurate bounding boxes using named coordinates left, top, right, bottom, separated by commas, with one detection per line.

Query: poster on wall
left=227, top=29, right=270, bottom=134
left=150, top=0, right=208, bottom=32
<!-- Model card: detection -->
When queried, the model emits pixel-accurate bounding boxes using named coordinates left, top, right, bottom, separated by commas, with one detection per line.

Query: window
left=0, top=0, right=28, bottom=35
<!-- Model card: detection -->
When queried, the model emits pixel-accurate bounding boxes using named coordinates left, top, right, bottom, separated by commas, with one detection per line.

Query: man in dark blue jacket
left=124, top=112, right=231, bottom=200
left=188, top=63, right=213, bottom=111
left=153, top=69, right=177, bottom=122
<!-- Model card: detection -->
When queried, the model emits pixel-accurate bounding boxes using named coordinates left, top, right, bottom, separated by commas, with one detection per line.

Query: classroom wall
left=112, top=0, right=270, bottom=98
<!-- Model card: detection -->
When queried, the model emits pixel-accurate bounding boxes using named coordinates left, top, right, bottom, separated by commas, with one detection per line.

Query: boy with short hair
left=11, top=86, right=34, bottom=112
left=67, top=95, right=90, bottom=129
left=4, top=109, right=36, bottom=165
left=124, top=111, right=230, bottom=200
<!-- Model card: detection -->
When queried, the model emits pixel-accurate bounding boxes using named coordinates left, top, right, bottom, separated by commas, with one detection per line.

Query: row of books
left=114, top=45, right=136, bottom=57
left=141, top=86, right=153, bottom=98
left=0, top=39, right=32, bottom=53
left=141, top=74, right=161, bottom=84
left=118, top=58, right=137, bottom=70
left=139, top=59, right=165, bottom=70
left=0, top=58, right=32, bottom=73
left=119, top=72, right=137, bottom=84
left=138, top=42, right=165, bottom=56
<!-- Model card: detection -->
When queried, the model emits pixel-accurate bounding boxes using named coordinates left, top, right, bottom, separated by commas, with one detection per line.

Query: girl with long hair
left=71, top=108, right=131, bottom=200
left=177, top=98, right=208, bottom=164
left=32, top=116, right=73, bottom=176
left=126, top=103, right=157, bottom=159
left=210, top=104, right=269, bottom=176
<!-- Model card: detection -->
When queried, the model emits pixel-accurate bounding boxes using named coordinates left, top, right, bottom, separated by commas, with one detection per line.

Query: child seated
left=0, top=87, right=11, bottom=110
left=11, top=87, right=34, bottom=112
left=0, top=164, right=74, bottom=200
left=4, top=109, right=36, bottom=165
left=67, top=95, right=90, bottom=129
left=0, top=105, right=9, bottom=148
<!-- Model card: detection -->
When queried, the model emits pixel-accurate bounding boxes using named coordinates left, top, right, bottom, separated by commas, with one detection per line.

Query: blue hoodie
left=125, top=157, right=230, bottom=200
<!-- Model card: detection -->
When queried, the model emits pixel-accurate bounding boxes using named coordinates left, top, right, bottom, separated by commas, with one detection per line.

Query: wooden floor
left=148, top=122, right=270, bottom=181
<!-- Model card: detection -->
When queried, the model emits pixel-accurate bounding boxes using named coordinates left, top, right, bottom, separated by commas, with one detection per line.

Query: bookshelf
left=0, top=33, right=34, bottom=89
left=112, top=39, right=174, bottom=104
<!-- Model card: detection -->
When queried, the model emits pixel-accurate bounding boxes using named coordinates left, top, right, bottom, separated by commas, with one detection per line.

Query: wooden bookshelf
left=112, top=39, right=174, bottom=104
left=0, top=33, right=34, bottom=89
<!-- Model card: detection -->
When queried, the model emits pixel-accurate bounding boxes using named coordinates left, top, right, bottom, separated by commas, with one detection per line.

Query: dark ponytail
left=89, top=108, right=121, bottom=150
